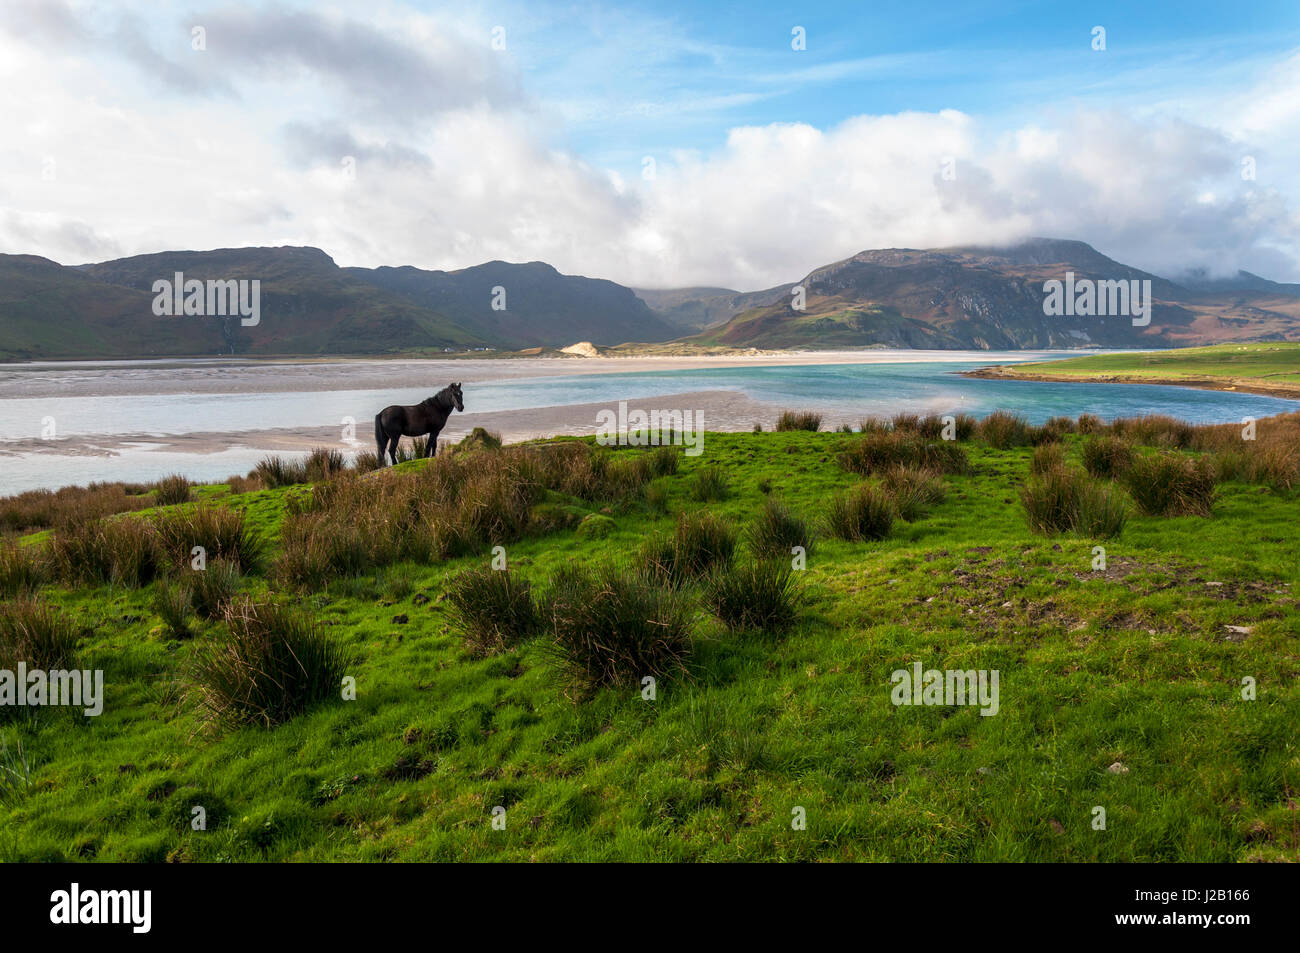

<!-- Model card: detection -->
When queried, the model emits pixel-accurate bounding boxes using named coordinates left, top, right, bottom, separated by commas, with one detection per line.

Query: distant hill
left=1174, top=268, right=1300, bottom=297
left=689, top=238, right=1300, bottom=350
left=346, top=260, right=678, bottom=347
left=4, top=238, right=1300, bottom=360
left=0, top=254, right=223, bottom=361
left=632, top=284, right=793, bottom=331
left=75, top=246, right=482, bottom=357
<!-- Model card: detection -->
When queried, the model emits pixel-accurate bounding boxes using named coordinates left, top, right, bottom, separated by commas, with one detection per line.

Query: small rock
left=1107, top=761, right=1129, bottom=774
left=925, top=596, right=935, bottom=603
left=977, top=766, right=992, bottom=776
left=1224, top=624, right=1253, bottom=636
left=1206, top=581, right=1223, bottom=587
left=1000, top=601, right=1013, bottom=608
left=392, top=614, right=409, bottom=625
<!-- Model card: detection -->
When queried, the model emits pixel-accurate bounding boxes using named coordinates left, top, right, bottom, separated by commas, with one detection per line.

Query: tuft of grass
left=839, top=431, right=968, bottom=476
left=775, top=410, right=823, bottom=432
left=190, top=599, right=351, bottom=731
left=690, top=465, right=730, bottom=502
left=746, top=498, right=813, bottom=559
left=447, top=567, right=539, bottom=656
left=0, top=540, right=44, bottom=597
left=352, top=451, right=382, bottom=474
left=153, top=581, right=194, bottom=639
left=255, top=455, right=309, bottom=488
left=1020, top=468, right=1128, bottom=538
left=824, top=484, right=894, bottom=541
left=649, top=446, right=679, bottom=476
left=978, top=410, right=1034, bottom=449
left=1124, top=452, right=1217, bottom=517
left=1082, top=436, right=1136, bottom=480
left=640, top=511, right=737, bottom=583
left=0, top=598, right=79, bottom=671
left=187, top=559, right=242, bottom=620
left=153, top=474, right=193, bottom=506
left=704, top=559, right=802, bottom=634
left=1076, top=413, right=1104, bottom=434
left=1114, top=414, right=1195, bottom=449
left=45, top=516, right=162, bottom=588
left=153, top=505, right=262, bottom=575
left=543, top=564, right=693, bottom=691
left=305, top=448, right=347, bottom=482
left=881, top=465, right=947, bottom=521
left=1031, top=443, right=1066, bottom=476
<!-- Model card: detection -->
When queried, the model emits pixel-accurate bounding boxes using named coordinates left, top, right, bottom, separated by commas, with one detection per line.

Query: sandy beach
left=2, top=389, right=786, bottom=456
left=0, top=350, right=1057, bottom=399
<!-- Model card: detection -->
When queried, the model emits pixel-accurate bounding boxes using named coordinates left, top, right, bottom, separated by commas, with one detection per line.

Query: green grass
left=994, top=342, right=1300, bottom=390
left=2, top=429, right=1298, bottom=861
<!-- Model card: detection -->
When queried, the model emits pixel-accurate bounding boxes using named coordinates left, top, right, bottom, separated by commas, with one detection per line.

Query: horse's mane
left=420, top=385, right=455, bottom=409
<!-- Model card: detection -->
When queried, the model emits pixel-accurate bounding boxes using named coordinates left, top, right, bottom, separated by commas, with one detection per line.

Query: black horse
left=375, top=382, right=464, bottom=466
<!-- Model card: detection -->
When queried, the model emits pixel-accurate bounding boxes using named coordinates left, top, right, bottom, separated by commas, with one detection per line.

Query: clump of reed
left=1124, top=452, right=1217, bottom=517
left=447, top=566, right=539, bottom=656
left=703, top=559, right=802, bottom=634
left=746, top=498, right=814, bottom=559
left=775, top=410, right=823, bottom=432
left=1020, top=467, right=1128, bottom=538
left=1081, top=436, right=1136, bottom=480
left=542, top=564, right=693, bottom=691
left=824, top=484, right=895, bottom=541
left=189, top=598, right=351, bottom=731
left=639, top=511, right=737, bottom=584
left=839, top=431, right=968, bottom=476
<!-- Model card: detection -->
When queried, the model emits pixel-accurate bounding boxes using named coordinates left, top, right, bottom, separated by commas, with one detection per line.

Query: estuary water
left=1, top=351, right=1296, bottom=493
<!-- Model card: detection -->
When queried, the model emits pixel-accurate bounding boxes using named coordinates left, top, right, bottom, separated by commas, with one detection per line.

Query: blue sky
left=2, top=0, right=1298, bottom=288
left=498, top=0, right=1300, bottom=170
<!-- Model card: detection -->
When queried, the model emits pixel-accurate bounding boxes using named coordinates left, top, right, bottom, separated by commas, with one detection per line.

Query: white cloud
left=0, top=2, right=1296, bottom=289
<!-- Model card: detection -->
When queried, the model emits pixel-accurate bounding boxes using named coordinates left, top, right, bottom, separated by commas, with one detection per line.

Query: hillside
left=689, top=239, right=1300, bottom=350
left=0, top=255, right=224, bottom=361
left=2, top=416, right=1297, bottom=861
left=78, top=247, right=483, bottom=356
left=5, top=238, right=1300, bottom=360
left=346, top=261, right=679, bottom=347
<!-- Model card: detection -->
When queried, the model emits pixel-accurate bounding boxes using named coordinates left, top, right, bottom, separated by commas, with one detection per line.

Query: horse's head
left=449, top=382, right=464, bottom=412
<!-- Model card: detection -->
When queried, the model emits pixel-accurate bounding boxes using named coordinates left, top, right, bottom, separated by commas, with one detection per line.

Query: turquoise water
left=1, top=357, right=1296, bottom=493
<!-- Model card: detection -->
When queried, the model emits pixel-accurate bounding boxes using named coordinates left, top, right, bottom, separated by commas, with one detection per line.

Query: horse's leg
left=425, top=432, right=438, bottom=458
left=387, top=435, right=400, bottom=466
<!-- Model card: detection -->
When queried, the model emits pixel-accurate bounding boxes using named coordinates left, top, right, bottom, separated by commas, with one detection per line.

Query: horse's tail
left=374, top=412, right=385, bottom=455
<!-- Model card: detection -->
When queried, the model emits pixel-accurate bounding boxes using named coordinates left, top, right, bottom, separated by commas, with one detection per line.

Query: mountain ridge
left=3, top=238, right=1299, bottom=360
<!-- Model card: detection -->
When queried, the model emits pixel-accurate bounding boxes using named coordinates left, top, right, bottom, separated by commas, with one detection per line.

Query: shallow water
left=1, top=353, right=1296, bottom=493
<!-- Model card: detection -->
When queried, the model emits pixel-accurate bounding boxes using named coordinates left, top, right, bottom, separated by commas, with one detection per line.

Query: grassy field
left=970, top=342, right=1300, bottom=396
left=1, top=417, right=1298, bottom=863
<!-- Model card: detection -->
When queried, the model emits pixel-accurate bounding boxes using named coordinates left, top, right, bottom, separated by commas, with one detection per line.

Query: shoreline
left=962, top=366, right=1300, bottom=400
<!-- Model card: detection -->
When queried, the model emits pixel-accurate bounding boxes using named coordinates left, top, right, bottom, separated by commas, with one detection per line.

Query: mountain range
left=2, top=238, right=1298, bottom=360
